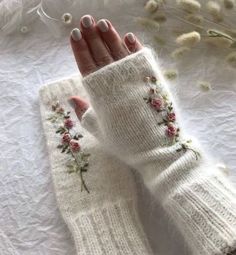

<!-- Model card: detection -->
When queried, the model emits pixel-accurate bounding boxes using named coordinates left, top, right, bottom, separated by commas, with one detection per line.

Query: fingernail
left=71, top=28, right=82, bottom=41
left=97, top=19, right=109, bottom=32
left=68, top=98, right=76, bottom=109
left=126, top=32, right=136, bottom=44
left=82, top=15, right=93, bottom=28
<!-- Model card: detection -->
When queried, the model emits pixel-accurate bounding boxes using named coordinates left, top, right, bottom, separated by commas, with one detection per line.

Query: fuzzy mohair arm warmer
left=39, top=78, right=153, bottom=255
left=82, top=48, right=236, bottom=255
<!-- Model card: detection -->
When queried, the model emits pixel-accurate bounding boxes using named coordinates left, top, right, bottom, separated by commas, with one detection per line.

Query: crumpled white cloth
left=0, top=0, right=236, bottom=254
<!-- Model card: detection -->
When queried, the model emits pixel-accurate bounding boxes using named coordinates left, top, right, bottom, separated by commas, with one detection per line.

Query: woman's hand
left=70, top=15, right=143, bottom=77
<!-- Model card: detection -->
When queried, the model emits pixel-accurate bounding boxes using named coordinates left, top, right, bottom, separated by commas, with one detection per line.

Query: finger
left=80, top=15, right=113, bottom=67
left=97, top=19, right=129, bottom=60
left=70, top=28, right=97, bottom=76
left=124, top=33, right=143, bottom=53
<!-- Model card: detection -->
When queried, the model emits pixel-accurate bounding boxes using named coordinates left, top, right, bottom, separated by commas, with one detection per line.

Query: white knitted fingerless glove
left=82, top=48, right=236, bottom=255
left=39, top=78, right=153, bottom=255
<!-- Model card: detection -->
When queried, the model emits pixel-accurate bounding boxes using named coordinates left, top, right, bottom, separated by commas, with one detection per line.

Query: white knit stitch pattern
left=82, top=48, right=236, bottom=255
left=39, top=78, right=153, bottom=255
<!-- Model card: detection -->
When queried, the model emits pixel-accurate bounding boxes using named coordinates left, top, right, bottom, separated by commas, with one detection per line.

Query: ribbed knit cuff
left=68, top=199, right=152, bottom=255
left=163, top=167, right=236, bottom=255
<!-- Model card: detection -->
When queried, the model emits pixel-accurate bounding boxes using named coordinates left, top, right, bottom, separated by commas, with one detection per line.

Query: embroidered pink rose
left=166, top=124, right=176, bottom=137
left=64, top=118, right=74, bottom=129
left=62, top=133, right=71, bottom=144
left=70, top=139, right=80, bottom=152
left=167, top=112, right=176, bottom=122
left=151, top=98, right=163, bottom=110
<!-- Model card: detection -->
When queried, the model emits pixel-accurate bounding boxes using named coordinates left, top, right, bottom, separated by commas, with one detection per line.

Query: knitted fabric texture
left=82, top=48, right=236, bottom=255
left=39, top=77, right=153, bottom=255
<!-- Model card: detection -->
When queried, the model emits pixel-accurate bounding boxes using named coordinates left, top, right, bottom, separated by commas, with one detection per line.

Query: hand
left=70, top=15, right=143, bottom=76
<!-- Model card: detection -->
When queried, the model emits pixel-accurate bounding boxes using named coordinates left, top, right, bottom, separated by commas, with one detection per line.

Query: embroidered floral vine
left=143, top=76, right=200, bottom=160
left=47, top=102, right=90, bottom=193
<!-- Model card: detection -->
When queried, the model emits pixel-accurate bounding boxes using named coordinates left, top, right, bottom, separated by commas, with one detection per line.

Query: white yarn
left=82, top=48, right=236, bottom=255
left=39, top=77, right=153, bottom=255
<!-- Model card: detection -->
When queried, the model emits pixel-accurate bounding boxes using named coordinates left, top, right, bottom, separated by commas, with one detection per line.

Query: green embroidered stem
left=71, top=150, right=90, bottom=193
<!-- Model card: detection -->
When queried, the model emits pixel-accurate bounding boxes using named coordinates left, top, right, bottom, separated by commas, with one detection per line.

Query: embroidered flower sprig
left=143, top=76, right=200, bottom=159
left=47, top=102, right=90, bottom=193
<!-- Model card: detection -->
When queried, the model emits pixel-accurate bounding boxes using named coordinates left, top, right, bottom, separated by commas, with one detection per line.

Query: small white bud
left=177, top=0, right=201, bottom=13
left=152, top=12, right=167, bottom=23
left=145, top=0, right=160, bottom=13
left=206, top=1, right=223, bottom=22
left=136, top=17, right=160, bottom=30
left=198, top=81, right=211, bottom=92
left=216, top=163, right=230, bottom=176
left=223, top=0, right=235, bottom=9
left=185, top=14, right=204, bottom=25
left=164, top=70, right=178, bottom=80
left=61, top=13, right=73, bottom=26
left=20, top=26, right=29, bottom=34
left=226, top=51, right=236, bottom=68
left=176, top=31, right=201, bottom=47
left=171, top=47, right=191, bottom=59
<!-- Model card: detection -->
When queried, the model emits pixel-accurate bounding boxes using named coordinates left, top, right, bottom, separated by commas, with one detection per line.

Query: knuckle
left=112, top=50, right=127, bottom=60
left=81, top=64, right=97, bottom=76
left=96, top=55, right=113, bottom=66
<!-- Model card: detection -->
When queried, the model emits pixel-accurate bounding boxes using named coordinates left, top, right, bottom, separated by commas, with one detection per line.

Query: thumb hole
left=81, top=107, right=101, bottom=137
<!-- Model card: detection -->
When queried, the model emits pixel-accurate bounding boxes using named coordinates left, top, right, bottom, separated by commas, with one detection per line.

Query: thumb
left=68, top=96, right=100, bottom=136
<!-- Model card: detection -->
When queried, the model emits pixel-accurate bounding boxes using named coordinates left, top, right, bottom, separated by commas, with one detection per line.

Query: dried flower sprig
left=48, top=102, right=90, bottom=193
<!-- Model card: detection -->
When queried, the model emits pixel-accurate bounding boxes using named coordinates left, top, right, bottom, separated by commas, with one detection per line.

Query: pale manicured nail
left=97, top=19, right=109, bottom=32
left=68, top=98, right=76, bottom=109
left=82, top=15, right=93, bottom=28
left=71, top=28, right=82, bottom=41
left=126, top=33, right=136, bottom=44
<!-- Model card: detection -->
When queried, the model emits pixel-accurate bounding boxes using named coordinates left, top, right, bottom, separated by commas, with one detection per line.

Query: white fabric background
left=0, top=0, right=236, bottom=254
